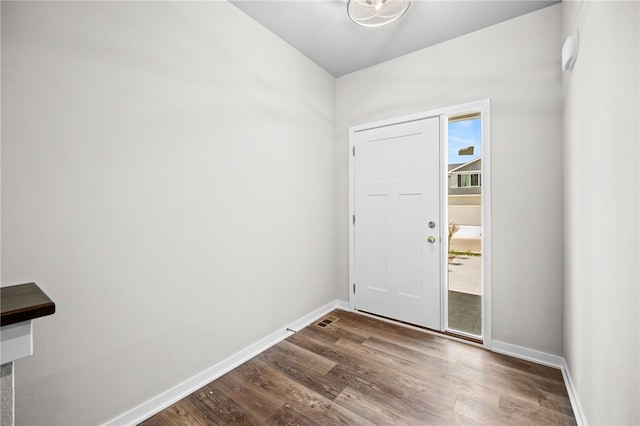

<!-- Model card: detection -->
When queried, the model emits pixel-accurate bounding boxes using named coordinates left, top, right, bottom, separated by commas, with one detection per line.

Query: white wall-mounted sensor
left=562, top=35, right=578, bottom=71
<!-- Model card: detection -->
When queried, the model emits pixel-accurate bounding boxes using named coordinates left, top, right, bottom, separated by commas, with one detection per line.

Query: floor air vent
left=316, top=316, right=338, bottom=328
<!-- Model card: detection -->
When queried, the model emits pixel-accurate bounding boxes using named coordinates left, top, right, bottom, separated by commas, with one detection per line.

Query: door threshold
left=443, top=330, right=483, bottom=345
left=355, top=309, right=483, bottom=346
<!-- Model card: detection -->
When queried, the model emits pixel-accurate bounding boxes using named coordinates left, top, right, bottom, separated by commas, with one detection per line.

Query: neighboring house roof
left=448, top=157, right=481, bottom=174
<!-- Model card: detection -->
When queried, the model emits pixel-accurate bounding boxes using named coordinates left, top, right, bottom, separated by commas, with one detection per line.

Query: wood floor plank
left=141, top=310, right=576, bottom=426
left=247, top=357, right=374, bottom=425
left=211, top=376, right=283, bottom=424
left=259, top=343, right=346, bottom=401
left=142, top=398, right=213, bottom=426
left=189, top=385, right=260, bottom=425
left=262, top=404, right=316, bottom=426
left=221, top=360, right=292, bottom=410
left=538, top=390, right=576, bottom=418
left=288, top=329, right=461, bottom=409
left=286, top=330, right=366, bottom=372
left=332, top=337, right=465, bottom=403
left=453, top=387, right=507, bottom=424
left=337, top=312, right=482, bottom=364
left=332, top=386, right=405, bottom=425
left=498, top=393, right=577, bottom=425
left=326, top=364, right=458, bottom=425
left=358, top=331, right=567, bottom=410
left=275, top=340, right=337, bottom=374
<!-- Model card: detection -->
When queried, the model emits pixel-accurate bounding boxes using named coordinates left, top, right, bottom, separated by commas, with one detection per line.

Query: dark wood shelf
left=1, top=283, right=55, bottom=326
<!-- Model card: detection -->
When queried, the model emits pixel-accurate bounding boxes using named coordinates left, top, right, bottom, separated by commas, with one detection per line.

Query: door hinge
left=353, top=283, right=356, bottom=294
left=352, top=214, right=356, bottom=225
left=352, top=146, right=355, bottom=156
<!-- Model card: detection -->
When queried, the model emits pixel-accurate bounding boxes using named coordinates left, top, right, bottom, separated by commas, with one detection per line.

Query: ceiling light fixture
left=347, top=0, right=411, bottom=28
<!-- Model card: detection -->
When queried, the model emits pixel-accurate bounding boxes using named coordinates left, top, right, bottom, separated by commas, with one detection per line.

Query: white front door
left=354, top=117, right=441, bottom=329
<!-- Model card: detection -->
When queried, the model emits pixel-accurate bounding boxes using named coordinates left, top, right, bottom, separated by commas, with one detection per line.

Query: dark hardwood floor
left=141, top=310, right=576, bottom=425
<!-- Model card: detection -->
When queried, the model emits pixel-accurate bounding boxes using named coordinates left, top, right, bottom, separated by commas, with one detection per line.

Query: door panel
left=396, top=193, right=423, bottom=298
left=366, top=194, right=389, bottom=291
left=354, top=118, right=441, bottom=330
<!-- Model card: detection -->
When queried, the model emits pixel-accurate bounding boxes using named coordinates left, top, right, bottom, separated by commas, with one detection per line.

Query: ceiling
left=230, top=0, right=560, bottom=77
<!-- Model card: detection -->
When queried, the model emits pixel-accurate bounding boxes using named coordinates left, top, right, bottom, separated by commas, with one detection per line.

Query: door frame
left=348, top=99, right=492, bottom=350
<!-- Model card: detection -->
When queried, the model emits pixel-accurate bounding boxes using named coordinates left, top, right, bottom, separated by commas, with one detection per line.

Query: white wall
left=563, top=1, right=640, bottom=424
left=336, top=4, right=564, bottom=355
left=1, top=2, right=336, bottom=424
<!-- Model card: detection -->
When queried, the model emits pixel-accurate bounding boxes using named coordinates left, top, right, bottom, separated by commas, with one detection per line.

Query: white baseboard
left=560, top=358, right=587, bottom=426
left=491, top=340, right=563, bottom=369
left=334, top=300, right=350, bottom=311
left=104, top=300, right=348, bottom=426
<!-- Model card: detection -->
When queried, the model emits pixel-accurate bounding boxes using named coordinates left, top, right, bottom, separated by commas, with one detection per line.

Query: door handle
left=427, top=236, right=436, bottom=244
